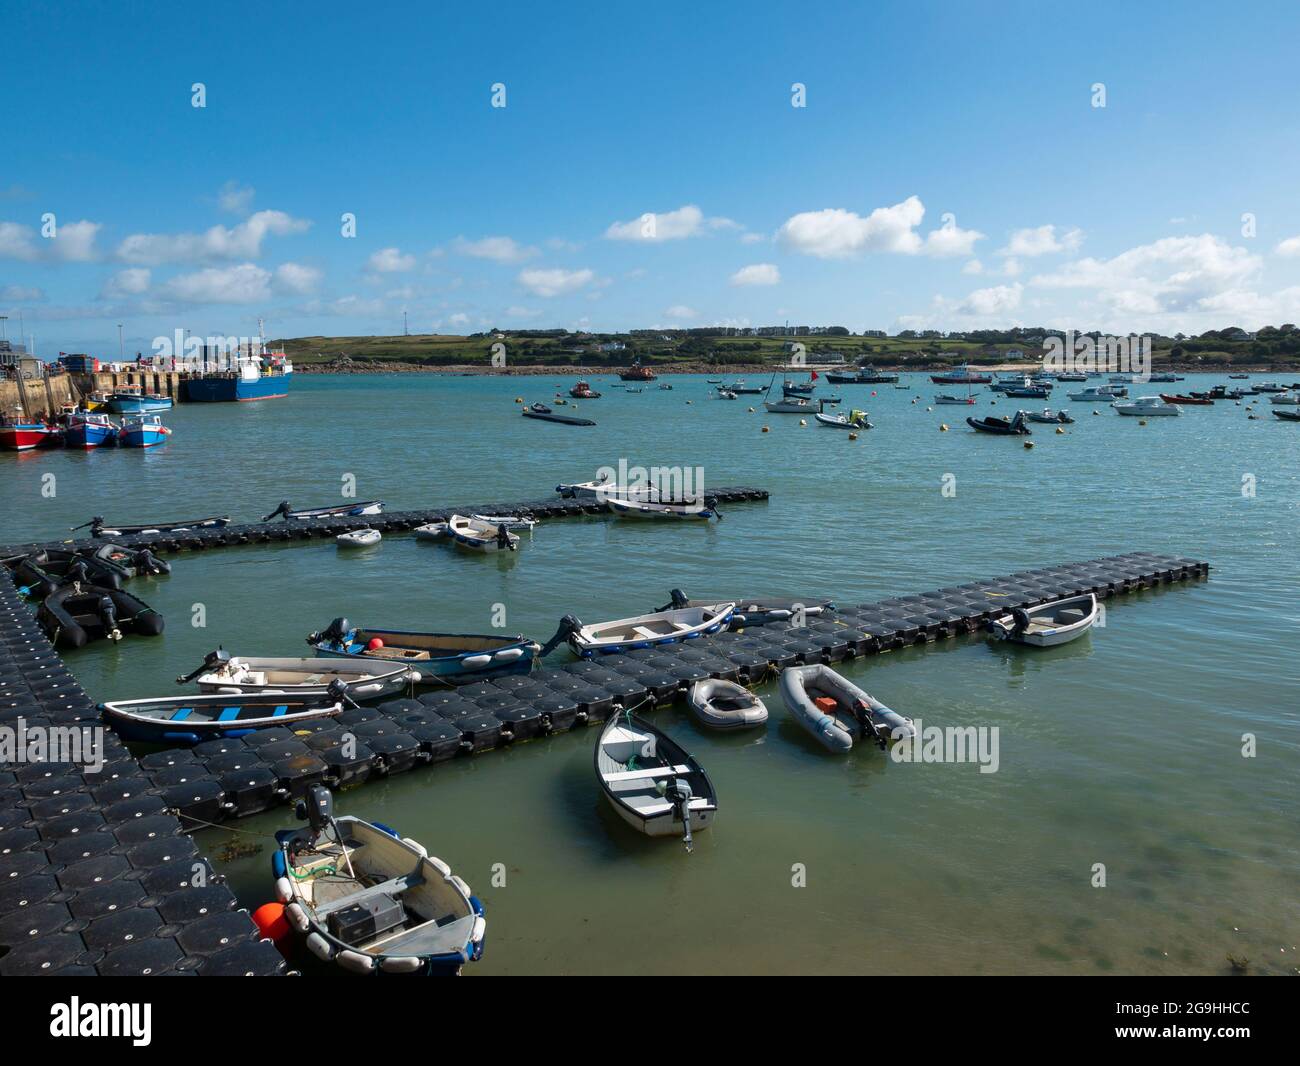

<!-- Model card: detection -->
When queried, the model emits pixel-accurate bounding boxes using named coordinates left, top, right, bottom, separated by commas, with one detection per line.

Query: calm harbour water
left=4, top=372, right=1298, bottom=975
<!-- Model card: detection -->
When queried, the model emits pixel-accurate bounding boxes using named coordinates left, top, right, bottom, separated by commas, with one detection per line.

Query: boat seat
left=632, top=626, right=665, bottom=640
left=368, top=913, right=476, bottom=956
left=313, top=869, right=425, bottom=918
left=1056, top=608, right=1088, bottom=623
left=604, top=763, right=691, bottom=783
left=635, top=797, right=713, bottom=818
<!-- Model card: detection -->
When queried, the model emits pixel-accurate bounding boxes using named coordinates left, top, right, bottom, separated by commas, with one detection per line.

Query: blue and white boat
left=561, top=602, right=735, bottom=657
left=106, top=387, right=174, bottom=414
left=101, top=691, right=345, bottom=744
left=117, top=414, right=171, bottom=447
left=184, top=349, right=293, bottom=402
left=306, top=618, right=540, bottom=684
left=64, top=411, right=118, bottom=449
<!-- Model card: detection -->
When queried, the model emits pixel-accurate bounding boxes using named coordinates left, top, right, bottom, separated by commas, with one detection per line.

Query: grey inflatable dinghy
left=779, top=664, right=913, bottom=753
left=687, top=678, right=768, bottom=730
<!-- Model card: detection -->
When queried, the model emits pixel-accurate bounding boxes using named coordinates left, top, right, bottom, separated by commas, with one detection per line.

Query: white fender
left=471, top=916, right=487, bottom=944
left=429, top=856, right=451, bottom=877
left=285, top=902, right=309, bottom=932
left=336, top=948, right=375, bottom=974
left=493, top=647, right=524, bottom=661
left=379, top=955, right=423, bottom=974
left=274, top=876, right=293, bottom=903
left=460, top=654, right=492, bottom=669
left=450, top=874, right=471, bottom=896
left=306, top=932, right=335, bottom=961
left=402, top=838, right=427, bottom=857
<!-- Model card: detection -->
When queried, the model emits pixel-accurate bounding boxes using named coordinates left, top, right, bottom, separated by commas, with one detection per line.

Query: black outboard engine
left=1011, top=608, right=1031, bottom=634
left=663, top=777, right=695, bottom=851
left=98, top=595, right=121, bottom=641
left=296, top=785, right=334, bottom=834
left=326, top=677, right=354, bottom=707
left=261, top=500, right=293, bottom=523
left=497, top=523, right=514, bottom=551
left=315, top=617, right=351, bottom=645
left=135, top=549, right=169, bottom=575
left=705, top=496, right=722, bottom=520
left=65, top=558, right=91, bottom=586
left=176, top=647, right=229, bottom=684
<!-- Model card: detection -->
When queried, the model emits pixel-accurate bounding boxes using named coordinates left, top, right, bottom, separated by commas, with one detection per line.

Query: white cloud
left=740, top=232, right=766, bottom=245
left=0, top=284, right=44, bottom=301
left=101, top=268, right=151, bottom=298
left=273, top=262, right=322, bottom=295
left=777, top=197, right=981, bottom=259
left=451, top=235, right=539, bottom=264
left=218, top=181, right=255, bottom=215
left=0, top=219, right=101, bottom=262
left=117, top=210, right=309, bottom=265
left=448, top=312, right=470, bottom=327
left=1000, top=224, right=1084, bottom=257
left=955, top=283, right=1023, bottom=315
left=962, top=259, right=984, bottom=275
left=604, top=204, right=730, bottom=242
left=1031, top=234, right=1260, bottom=317
left=160, top=263, right=271, bottom=303
left=730, top=263, right=780, bottom=286
left=1275, top=235, right=1300, bottom=257
left=517, top=267, right=595, bottom=297
left=366, top=246, right=416, bottom=273
left=664, top=304, right=697, bottom=321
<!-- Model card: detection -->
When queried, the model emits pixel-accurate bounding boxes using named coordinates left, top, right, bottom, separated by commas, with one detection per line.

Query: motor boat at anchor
left=814, top=408, right=872, bottom=429
left=272, top=787, right=485, bottom=975
left=988, top=593, right=1099, bottom=647
left=445, top=514, right=521, bottom=551
left=595, top=711, right=717, bottom=849
left=1114, top=396, right=1181, bottom=416
left=931, top=364, right=993, bottom=385
left=117, top=414, right=171, bottom=447
left=568, top=380, right=601, bottom=398
left=779, top=664, right=914, bottom=753
left=0, top=415, right=60, bottom=451
left=1025, top=408, right=1075, bottom=424
left=307, top=619, right=540, bottom=684
left=764, top=396, right=818, bottom=413
left=967, top=411, right=1032, bottom=435
left=1067, top=387, right=1119, bottom=403
left=63, top=411, right=119, bottom=449
left=178, top=649, right=416, bottom=700
left=933, top=393, right=976, bottom=405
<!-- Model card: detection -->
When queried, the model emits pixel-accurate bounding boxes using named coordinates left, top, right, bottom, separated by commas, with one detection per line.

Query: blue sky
left=4, top=0, right=1300, bottom=354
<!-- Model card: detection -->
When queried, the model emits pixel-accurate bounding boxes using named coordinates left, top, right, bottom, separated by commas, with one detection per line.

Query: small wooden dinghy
left=447, top=514, right=520, bottom=551
left=337, top=528, right=382, bottom=547
left=263, top=499, right=385, bottom=521
left=37, top=582, right=165, bottom=648
left=307, top=619, right=540, bottom=684
left=779, top=664, right=913, bottom=753
left=102, top=690, right=344, bottom=744
left=989, top=592, right=1098, bottom=647
left=687, top=678, right=768, bottom=730
left=179, top=649, right=415, bottom=699
left=561, top=603, right=735, bottom=656
left=595, top=711, right=717, bottom=849
left=606, top=497, right=719, bottom=520
left=73, top=514, right=231, bottom=537
left=272, top=787, right=485, bottom=975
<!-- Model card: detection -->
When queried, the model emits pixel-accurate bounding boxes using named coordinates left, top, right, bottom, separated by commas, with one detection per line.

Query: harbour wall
left=1, top=370, right=187, bottom=419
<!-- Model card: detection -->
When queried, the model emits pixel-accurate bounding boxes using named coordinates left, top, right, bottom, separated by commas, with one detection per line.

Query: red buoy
left=367, top=637, right=384, bottom=651
left=252, top=901, right=290, bottom=943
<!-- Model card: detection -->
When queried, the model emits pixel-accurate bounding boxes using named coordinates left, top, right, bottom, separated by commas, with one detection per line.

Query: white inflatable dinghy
left=337, top=528, right=382, bottom=548
left=779, top=664, right=913, bottom=753
left=687, top=678, right=768, bottom=730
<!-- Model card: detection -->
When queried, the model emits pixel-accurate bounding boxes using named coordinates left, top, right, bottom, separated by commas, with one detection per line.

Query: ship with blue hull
left=184, top=355, right=293, bottom=401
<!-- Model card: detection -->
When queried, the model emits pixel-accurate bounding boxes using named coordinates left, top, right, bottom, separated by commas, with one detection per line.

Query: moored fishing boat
left=595, top=711, right=717, bottom=849
left=1025, top=408, right=1074, bottom=424
left=102, top=690, right=345, bottom=743
left=1114, top=396, right=1180, bottom=416
left=933, top=393, right=976, bottom=405
left=931, top=363, right=993, bottom=385
left=106, top=386, right=173, bottom=414
left=271, top=787, right=485, bottom=974
left=179, top=649, right=415, bottom=699
left=1160, top=393, right=1213, bottom=406
left=619, top=361, right=657, bottom=382
left=764, top=396, right=816, bottom=413
left=814, top=408, right=872, bottom=428
left=559, top=602, right=735, bottom=656
left=989, top=592, right=1098, bottom=647
left=1068, top=387, right=1117, bottom=403
left=306, top=619, right=540, bottom=684
left=779, top=664, right=914, bottom=753
left=117, top=414, right=171, bottom=447
left=1268, top=392, right=1299, bottom=405
left=0, top=415, right=59, bottom=451
left=64, top=411, right=119, bottom=449
left=569, top=380, right=601, bottom=398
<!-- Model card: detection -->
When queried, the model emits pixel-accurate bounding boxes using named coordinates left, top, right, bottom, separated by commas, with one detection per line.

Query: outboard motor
left=1011, top=608, right=1032, bottom=634
left=537, top=615, right=580, bottom=658
left=296, top=785, right=334, bottom=834
left=261, top=500, right=293, bottom=523
left=497, top=523, right=515, bottom=551
left=705, top=496, right=722, bottom=521
left=662, top=777, right=696, bottom=851
left=64, top=558, right=91, bottom=586
left=315, top=617, right=351, bottom=646
left=176, top=647, right=230, bottom=684
left=135, top=548, right=169, bottom=575
left=326, top=677, right=355, bottom=708
left=98, top=595, right=122, bottom=641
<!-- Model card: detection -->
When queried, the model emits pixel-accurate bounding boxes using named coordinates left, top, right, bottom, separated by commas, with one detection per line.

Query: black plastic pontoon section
left=0, top=487, right=771, bottom=560
left=0, top=547, right=1207, bottom=976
